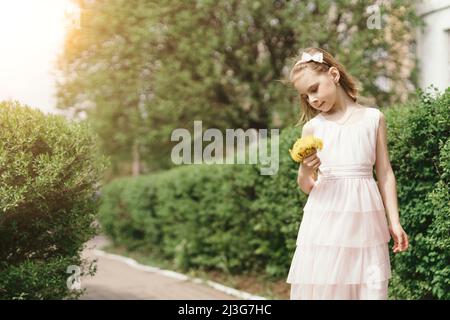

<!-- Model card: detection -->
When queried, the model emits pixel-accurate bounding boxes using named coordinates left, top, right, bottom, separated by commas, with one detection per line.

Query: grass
left=101, top=242, right=291, bottom=300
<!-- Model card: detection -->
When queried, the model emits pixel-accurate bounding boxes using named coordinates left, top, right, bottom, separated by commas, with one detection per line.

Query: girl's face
left=293, top=67, right=339, bottom=112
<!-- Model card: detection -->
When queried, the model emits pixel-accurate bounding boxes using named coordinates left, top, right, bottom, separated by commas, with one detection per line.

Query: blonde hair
left=286, top=47, right=359, bottom=127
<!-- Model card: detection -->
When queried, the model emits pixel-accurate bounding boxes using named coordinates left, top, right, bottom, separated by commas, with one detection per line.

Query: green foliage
left=98, top=126, right=304, bottom=277
left=0, top=101, right=107, bottom=299
left=57, top=0, right=421, bottom=174
left=385, top=88, right=450, bottom=299
left=0, top=256, right=96, bottom=300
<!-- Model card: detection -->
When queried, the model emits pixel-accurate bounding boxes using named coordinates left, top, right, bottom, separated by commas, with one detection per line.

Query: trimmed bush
left=0, top=101, right=107, bottom=299
left=385, top=88, right=450, bottom=299
left=98, top=127, right=305, bottom=277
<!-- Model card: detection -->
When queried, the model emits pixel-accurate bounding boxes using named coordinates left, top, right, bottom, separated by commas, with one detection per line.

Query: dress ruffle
left=296, top=208, right=391, bottom=247
left=290, top=280, right=389, bottom=300
left=286, top=242, right=391, bottom=285
left=304, top=176, right=386, bottom=213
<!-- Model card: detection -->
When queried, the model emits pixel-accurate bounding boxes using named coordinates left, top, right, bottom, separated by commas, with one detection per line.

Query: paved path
left=80, top=236, right=240, bottom=300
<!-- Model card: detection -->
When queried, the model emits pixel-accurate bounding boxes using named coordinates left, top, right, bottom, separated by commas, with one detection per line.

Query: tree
left=56, top=0, right=158, bottom=175
left=56, top=0, right=421, bottom=174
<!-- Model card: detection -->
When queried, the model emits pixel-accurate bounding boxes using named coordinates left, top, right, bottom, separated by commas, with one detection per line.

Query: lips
left=318, top=102, right=324, bottom=109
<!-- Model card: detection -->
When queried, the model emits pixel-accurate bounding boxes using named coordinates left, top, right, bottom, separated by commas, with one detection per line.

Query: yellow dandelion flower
left=289, top=135, right=323, bottom=163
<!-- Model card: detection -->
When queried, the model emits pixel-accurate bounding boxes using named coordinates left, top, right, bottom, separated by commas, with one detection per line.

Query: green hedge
left=99, top=88, right=449, bottom=299
left=0, top=101, right=107, bottom=299
left=385, top=88, right=450, bottom=299
left=99, top=127, right=305, bottom=277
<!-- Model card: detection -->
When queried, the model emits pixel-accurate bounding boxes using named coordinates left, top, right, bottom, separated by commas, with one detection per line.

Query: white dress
left=286, top=107, right=392, bottom=300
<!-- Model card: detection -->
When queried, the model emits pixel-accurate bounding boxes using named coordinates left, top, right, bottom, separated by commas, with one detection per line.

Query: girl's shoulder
left=362, top=105, right=383, bottom=125
left=363, top=105, right=382, bottom=118
left=303, top=113, right=323, bottom=134
left=361, top=105, right=383, bottom=134
left=301, top=118, right=316, bottom=136
left=308, top=113, right=323, bottom=126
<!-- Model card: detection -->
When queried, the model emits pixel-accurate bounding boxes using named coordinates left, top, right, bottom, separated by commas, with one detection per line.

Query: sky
left=0, top=0, right=76, bottom=114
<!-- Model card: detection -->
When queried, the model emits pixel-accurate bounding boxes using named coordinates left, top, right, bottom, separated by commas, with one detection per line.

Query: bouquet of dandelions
left=289, top=135, right=323, bottom=178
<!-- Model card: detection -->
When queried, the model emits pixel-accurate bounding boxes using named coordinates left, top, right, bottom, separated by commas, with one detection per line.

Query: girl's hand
left=389, top=223, right=409, bottom=253
left=302, top=150, right=321, bottom=174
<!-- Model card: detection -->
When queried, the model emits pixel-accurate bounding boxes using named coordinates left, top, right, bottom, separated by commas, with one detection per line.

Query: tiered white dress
left=286, top=107, right=392, bottom=300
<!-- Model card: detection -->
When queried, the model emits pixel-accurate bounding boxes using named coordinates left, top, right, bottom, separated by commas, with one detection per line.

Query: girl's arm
left=374, top=111, right=409, bottom=253
left=297, top=121, right=319, bottom=194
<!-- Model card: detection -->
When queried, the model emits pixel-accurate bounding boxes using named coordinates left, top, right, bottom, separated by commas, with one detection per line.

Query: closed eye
left=300, top=83, right=318, bottom=100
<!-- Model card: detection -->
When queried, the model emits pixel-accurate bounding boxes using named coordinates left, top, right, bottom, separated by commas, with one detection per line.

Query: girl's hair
left=287, top=47, right=359, bottom=127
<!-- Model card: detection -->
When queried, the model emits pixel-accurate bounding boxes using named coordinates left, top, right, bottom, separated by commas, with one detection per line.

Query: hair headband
left=294, top=52, right=324, bottom=68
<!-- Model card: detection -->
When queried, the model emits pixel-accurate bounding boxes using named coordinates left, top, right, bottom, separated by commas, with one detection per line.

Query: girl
left=285, top=47, right=409, bottom=300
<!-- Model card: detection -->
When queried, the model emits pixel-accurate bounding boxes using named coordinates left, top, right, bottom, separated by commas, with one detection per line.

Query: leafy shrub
left=98, top=127, right=305, bottom=277
left=0, top=101, right=107, bottom=299
left=386, top=88, right=450, bottom=299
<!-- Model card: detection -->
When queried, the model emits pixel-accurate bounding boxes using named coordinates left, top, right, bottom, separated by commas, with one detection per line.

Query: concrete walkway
left=79, top=236, right=240, bottom=300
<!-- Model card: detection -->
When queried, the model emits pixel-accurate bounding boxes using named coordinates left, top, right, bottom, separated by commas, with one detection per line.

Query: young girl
left=285, top=47, right=409, bottom=300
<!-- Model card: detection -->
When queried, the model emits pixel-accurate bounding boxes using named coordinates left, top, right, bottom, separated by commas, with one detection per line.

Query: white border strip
left=93, top=249, right=267, bottom=300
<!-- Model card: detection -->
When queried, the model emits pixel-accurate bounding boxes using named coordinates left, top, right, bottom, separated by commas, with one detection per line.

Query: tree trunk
left=132, top=142, right=141, bottom=176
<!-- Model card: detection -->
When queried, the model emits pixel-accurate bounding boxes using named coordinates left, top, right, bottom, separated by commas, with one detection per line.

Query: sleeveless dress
left=286, top=107, right=392, bottom=300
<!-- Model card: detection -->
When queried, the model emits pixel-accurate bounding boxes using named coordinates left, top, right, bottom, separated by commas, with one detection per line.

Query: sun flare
left=0, top=0, right=77, bottom=113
